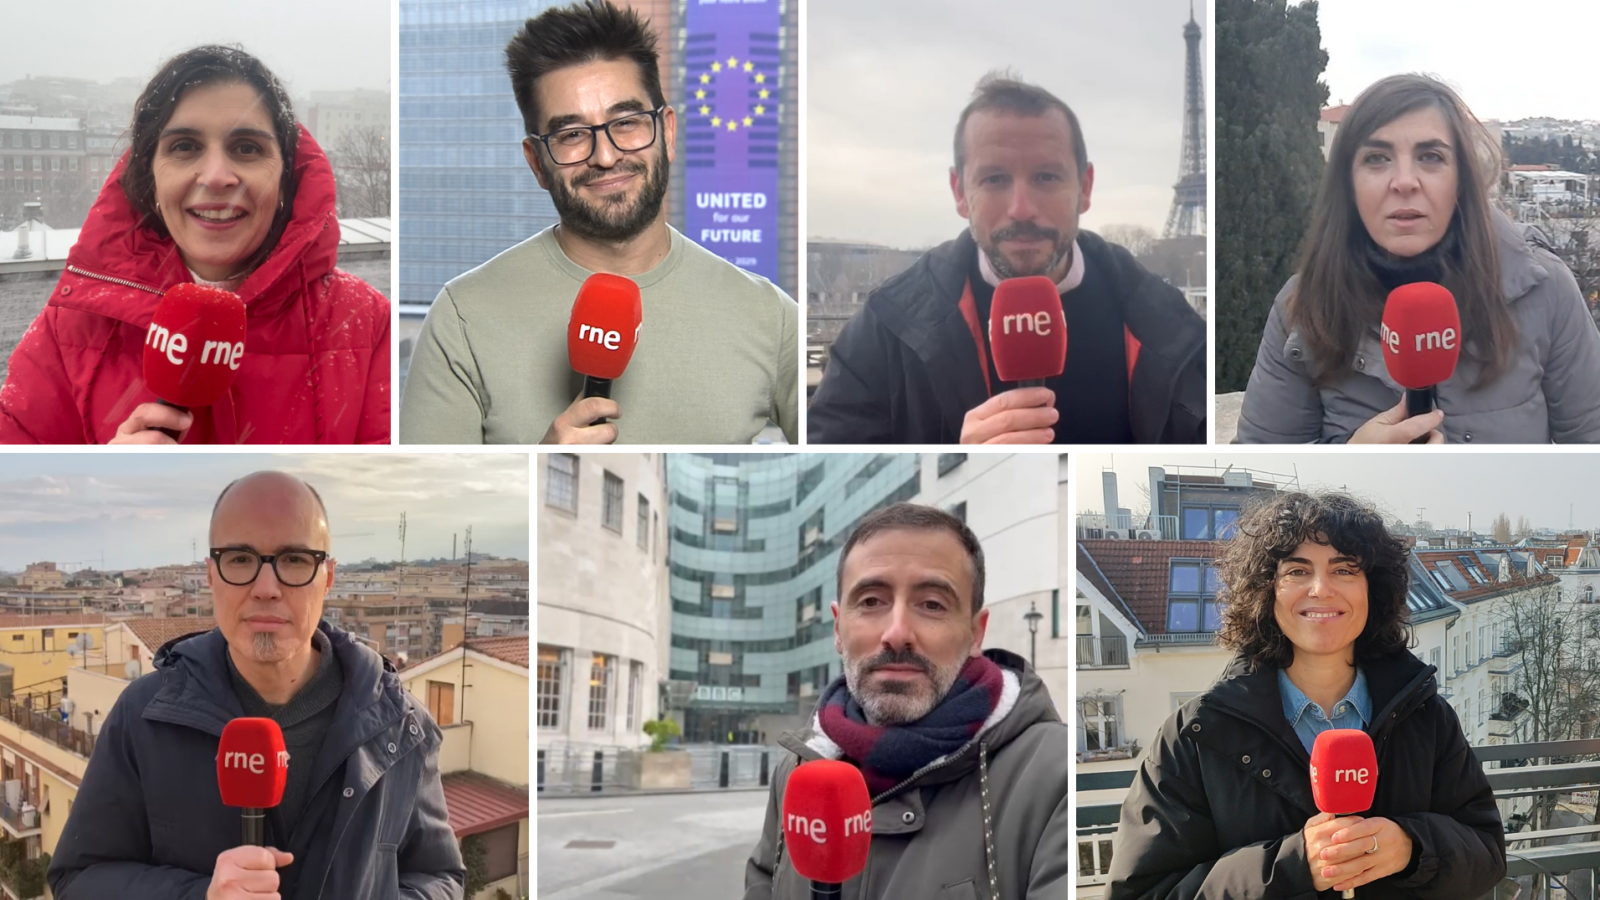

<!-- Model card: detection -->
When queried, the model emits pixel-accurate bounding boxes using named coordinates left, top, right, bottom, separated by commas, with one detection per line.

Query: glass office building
left=397, top=0, right=561, bottom=316
left=667, top=454, right=922, bottom=743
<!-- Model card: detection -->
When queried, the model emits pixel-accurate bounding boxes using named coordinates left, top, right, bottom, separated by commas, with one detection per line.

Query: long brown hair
left=1291, top=74, right=1514, bottom=388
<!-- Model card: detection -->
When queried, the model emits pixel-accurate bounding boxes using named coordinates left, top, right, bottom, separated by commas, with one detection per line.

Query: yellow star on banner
left=744, top=61, right=754, bottom=72
left=695, top=89, right=705, bottom=99
left=727, top=56, right=738, bottom=67
left=699, top=105, right=710, bottom=115
left=727, top=120, right=737, bottom=131
left=699, top=73, right=710, bottom=83
left=759, top=88, right=769, bottom=99
left=754, top=73, right=765, bottom=83
left=754, top=105, right=765, bottom=115
left=711, top=116, right=721, bottom=127
left=743, top=116, right=753, bottom=127
left=711, top=61, right=722, bottom=72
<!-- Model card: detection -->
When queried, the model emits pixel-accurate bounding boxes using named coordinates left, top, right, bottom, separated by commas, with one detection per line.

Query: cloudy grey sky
left=807, top=0, right=1205, bottom=248
left=1078, top=452, right=1600, bottom=533
left=0, top=454, right=528, bottom=572
left=0, top=0, right=389, bottom=96
left=1316, top=0, right=1597, bottom=121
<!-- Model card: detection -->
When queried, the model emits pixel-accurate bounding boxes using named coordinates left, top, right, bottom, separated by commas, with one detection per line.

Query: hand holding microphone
left=206, top=846, right=293, bottom=900
left=548, top=273, right=641, bottom=444
left=1355, top=282, right=1459, bottom=445
left=1306, top=729, right=1411, bottom=896
left=963, top=276, right=1067, bottom=444
left=123, top=283, right=247, bottom=444
left=211, top=718, right=291, bottom=897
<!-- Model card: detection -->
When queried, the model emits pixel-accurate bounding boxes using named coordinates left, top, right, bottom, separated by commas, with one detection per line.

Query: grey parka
left=742, top=649, right=1073, bottom=900
left=1236, top=213, right=1600, bottom=443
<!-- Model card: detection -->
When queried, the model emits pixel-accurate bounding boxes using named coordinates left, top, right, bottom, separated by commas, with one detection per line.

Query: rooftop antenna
left=399, top=511, right=407, bottom=565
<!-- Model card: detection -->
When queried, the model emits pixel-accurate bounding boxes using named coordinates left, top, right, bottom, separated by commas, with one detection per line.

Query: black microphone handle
left=154, top=397, right=189, bottom=442
left=1019, top=378, right=1046, bottom=389
left=241, top=807, right=265, bottom=846
left=811, top=882, right=842, bottom=900
left=1404, top=386, right=1437, bottom=446
left=582, top=375, right=614, bottom=426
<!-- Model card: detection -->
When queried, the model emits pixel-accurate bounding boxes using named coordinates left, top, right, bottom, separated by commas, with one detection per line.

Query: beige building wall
left=0, top=623, right=105, bottom=692
left=537, top=453, right=669, bottom=750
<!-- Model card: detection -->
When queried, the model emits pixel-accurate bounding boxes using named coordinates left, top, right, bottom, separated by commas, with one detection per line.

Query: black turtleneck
left=1361, top=219, right=1461, bottom=294
left=969, top=243, right=1133, bottom=443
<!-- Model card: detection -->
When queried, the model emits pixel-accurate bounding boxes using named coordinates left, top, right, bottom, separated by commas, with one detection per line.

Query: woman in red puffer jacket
left=0, top=45, right=389, bottom=444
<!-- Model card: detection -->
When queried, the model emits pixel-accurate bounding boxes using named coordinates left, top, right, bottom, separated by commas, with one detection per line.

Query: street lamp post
left=1024, top=601, right=1043, bottom=668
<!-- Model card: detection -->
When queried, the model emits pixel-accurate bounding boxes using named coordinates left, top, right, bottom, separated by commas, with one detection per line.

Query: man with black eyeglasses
left=400, top=0, right=799, bottom=446
left=50, top=471, right=464, bottom=900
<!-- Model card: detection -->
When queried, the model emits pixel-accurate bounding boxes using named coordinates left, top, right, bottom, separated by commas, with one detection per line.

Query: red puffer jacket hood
left=0, top=124, right=389, bottom=444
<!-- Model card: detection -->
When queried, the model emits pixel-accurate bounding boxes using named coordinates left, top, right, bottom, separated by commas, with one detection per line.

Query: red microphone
left=217, top=718, right=289, bottom=846
left=1380, top=282, right=1459, bottom=439
left=1310, top=729, right=1378, bottom=899
left=782, top=760, right=872, bottom=900
left=989, top=276, right=1067, bottom=387
left=142, top=283, right=247, bottom=440
left=567, top=273, right=642, bottom=425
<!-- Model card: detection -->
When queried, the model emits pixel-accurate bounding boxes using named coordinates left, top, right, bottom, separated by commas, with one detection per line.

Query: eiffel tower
left=1164, top=2, right=1206, bottom=238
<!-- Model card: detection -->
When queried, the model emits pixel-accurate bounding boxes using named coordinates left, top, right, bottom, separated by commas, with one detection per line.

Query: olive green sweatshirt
left=399, top=225, right=798, bottom=444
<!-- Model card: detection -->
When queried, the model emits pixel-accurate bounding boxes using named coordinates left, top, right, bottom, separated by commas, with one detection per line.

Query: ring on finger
left=1365, top=836, right=1380, bottom=855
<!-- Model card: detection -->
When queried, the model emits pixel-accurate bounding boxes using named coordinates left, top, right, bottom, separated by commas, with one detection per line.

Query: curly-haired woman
left=1106, top=491, right=1505, bottom=900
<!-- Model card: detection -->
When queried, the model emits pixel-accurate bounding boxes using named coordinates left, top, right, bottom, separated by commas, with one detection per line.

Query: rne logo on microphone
left=1001, top=312, right=1053, bottom=336
left=1380, top=322, right=1457, bottom=354
left=222, top=750, right=270, bottom=775
left=1310, top=763, right=1371, bottom=785
left=146, top=324, right=245, bottom=371
left=577, top=323, right=622, bottom=351
left=786, top=812, right=827, bottom=843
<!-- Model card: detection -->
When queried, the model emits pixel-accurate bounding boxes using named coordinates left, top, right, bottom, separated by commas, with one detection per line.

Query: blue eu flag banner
left=683, top=0, right=781, bottom=283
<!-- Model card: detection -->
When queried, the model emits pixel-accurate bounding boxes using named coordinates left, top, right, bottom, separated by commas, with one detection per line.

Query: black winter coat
left=48, top=623, right=465, bottom=900
left=1107, top=652, right=1505, bottom=900
left=807, top=229, right=1206, bottom=444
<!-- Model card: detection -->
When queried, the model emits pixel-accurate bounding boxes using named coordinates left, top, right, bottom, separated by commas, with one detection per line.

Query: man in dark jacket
left=48, top=471, right=465, bottom=900
left=743, top=504, right=1073, bottom=899
left=808, top=71, right=1206, bottom=445
left=1108, top=650, right=1505, bottom=900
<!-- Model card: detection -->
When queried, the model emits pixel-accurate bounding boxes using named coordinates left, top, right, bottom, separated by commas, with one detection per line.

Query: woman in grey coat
left=1236, top=74, right=1600, bottom=443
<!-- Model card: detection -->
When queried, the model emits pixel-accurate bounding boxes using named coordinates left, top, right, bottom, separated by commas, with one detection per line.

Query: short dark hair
left=836, top=503, right=986, bottom=614
left=505, top=0, right=666, bottom=137
left=123, top=45, right=298, bottom=273
left=953, top=70, right=1087, bottom=183
left=211, top=474, right=329, bottom=537
left=1215, top=491, right=1412, bottom=669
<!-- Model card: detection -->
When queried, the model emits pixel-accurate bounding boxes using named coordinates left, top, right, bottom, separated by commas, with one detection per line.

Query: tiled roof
left=1075, top=545, right=1142, bottom=632
left=1413, top=550, right=1555, bottom=604
left=1321, top=104, right=1349, bottom=123
left=1078, top=539, right=1218, bottom=634
left=122, top=616, right=216, bottom=651
left=466, top=635, right=528, bottom=668
left=0, top=613, right=104, bottom=630
left=442, top=772, right=527, bottom=837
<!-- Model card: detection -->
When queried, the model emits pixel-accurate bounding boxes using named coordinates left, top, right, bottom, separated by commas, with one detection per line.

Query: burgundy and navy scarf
left=814, top=655, right=1007, bottom=796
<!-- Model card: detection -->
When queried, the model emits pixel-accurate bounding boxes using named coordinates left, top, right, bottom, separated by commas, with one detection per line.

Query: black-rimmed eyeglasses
left=209, top=548, right=329, bottom=587
left=529, top=106, right=666, bottom=166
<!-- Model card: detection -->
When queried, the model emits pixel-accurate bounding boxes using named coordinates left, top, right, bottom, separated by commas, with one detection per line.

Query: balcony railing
left=1076, top=514, right=1180, bottom=541
left=0, top=802, right=38, bottom=839
left=0, top=696, right=95, bottom=758
left=1076, top=635, right=1130, bottom=669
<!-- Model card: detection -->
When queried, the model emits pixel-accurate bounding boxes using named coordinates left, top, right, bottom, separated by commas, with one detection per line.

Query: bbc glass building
left=667, top=454, right=922, bottom=743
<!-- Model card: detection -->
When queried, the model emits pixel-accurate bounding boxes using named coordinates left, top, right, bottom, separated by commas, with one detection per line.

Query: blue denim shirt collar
left=1278, top=666, right=1371, bottom=754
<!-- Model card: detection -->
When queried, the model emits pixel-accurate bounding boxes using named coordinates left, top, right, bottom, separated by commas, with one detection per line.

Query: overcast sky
left=1316, top=0, right=1597, bottom=122
left=0, top=0, right=389, bottom=96
left=1078, top=452, right=1600, bottom=533
left=807, top=0, right=1205, bottom=248
left=0, top=454, right=528, bottom=572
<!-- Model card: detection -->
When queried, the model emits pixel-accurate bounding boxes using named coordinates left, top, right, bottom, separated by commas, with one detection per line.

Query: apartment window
left=31, top=157, right=40, bottom=171
left=1452, top=635, right=1461, bottom=673
left=637, top=495, right=650, bottom=551
left=29, top=133, right=39, bottom=148
left=1080, top=697, right=1120, bottom=751
left=1079, top=837, right=1115, bottom=879
left=588, top=653, right=613, bottom=730
left=545, top=454, right=578, bottom=512
left=937, top=453, right=967, bottom=476
left=1478, top=626, right=1487, bottom=663
left=426, top=680, right=455, bottom=726
left=1430, top=647, right=1441, bottom=672
left=947, top=500, right=967, bottom=524
left=69, top=157, right=78, bottom=172
left=1180, top=505, right=1240, bottom=540
left=11, top=178, right=19, bottom=191
left=1051, top=588, right=1060, bottom=639
left=601, top=472, right=624, bottom=532
left=626, top=661, right=643, bottom=733
left=537, top=645, right=565, bottom=729
left=1166, top=560, right=1221, bottom=632
left=50, top=158, right=59, bottom=172
left=49, top=134, right=59, bottom=149
left=653, top=512, right=660, bottom=562
left=8, top=134, right=17, bottom=147
left=68, top=134, right=77, bottom=149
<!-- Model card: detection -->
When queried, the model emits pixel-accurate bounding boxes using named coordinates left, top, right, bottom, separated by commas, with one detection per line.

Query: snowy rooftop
left=0, top=115, right=82, bottom=132
left=0, top=216, right=391, bottom=266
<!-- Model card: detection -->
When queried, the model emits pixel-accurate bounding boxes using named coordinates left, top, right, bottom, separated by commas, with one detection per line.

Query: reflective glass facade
left=668, top=453, right=922, bottom=742
left=397, top=0, right=561, bottom=310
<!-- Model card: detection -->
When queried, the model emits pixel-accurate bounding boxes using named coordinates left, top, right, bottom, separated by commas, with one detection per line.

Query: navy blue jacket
left=48, top=622, right=465, bottom=899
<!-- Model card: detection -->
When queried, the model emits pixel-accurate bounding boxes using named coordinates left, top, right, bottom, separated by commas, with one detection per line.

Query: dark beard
left=985, top=220, right=1072, bottom=279
left=547, top=144, right=670, bottom=242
